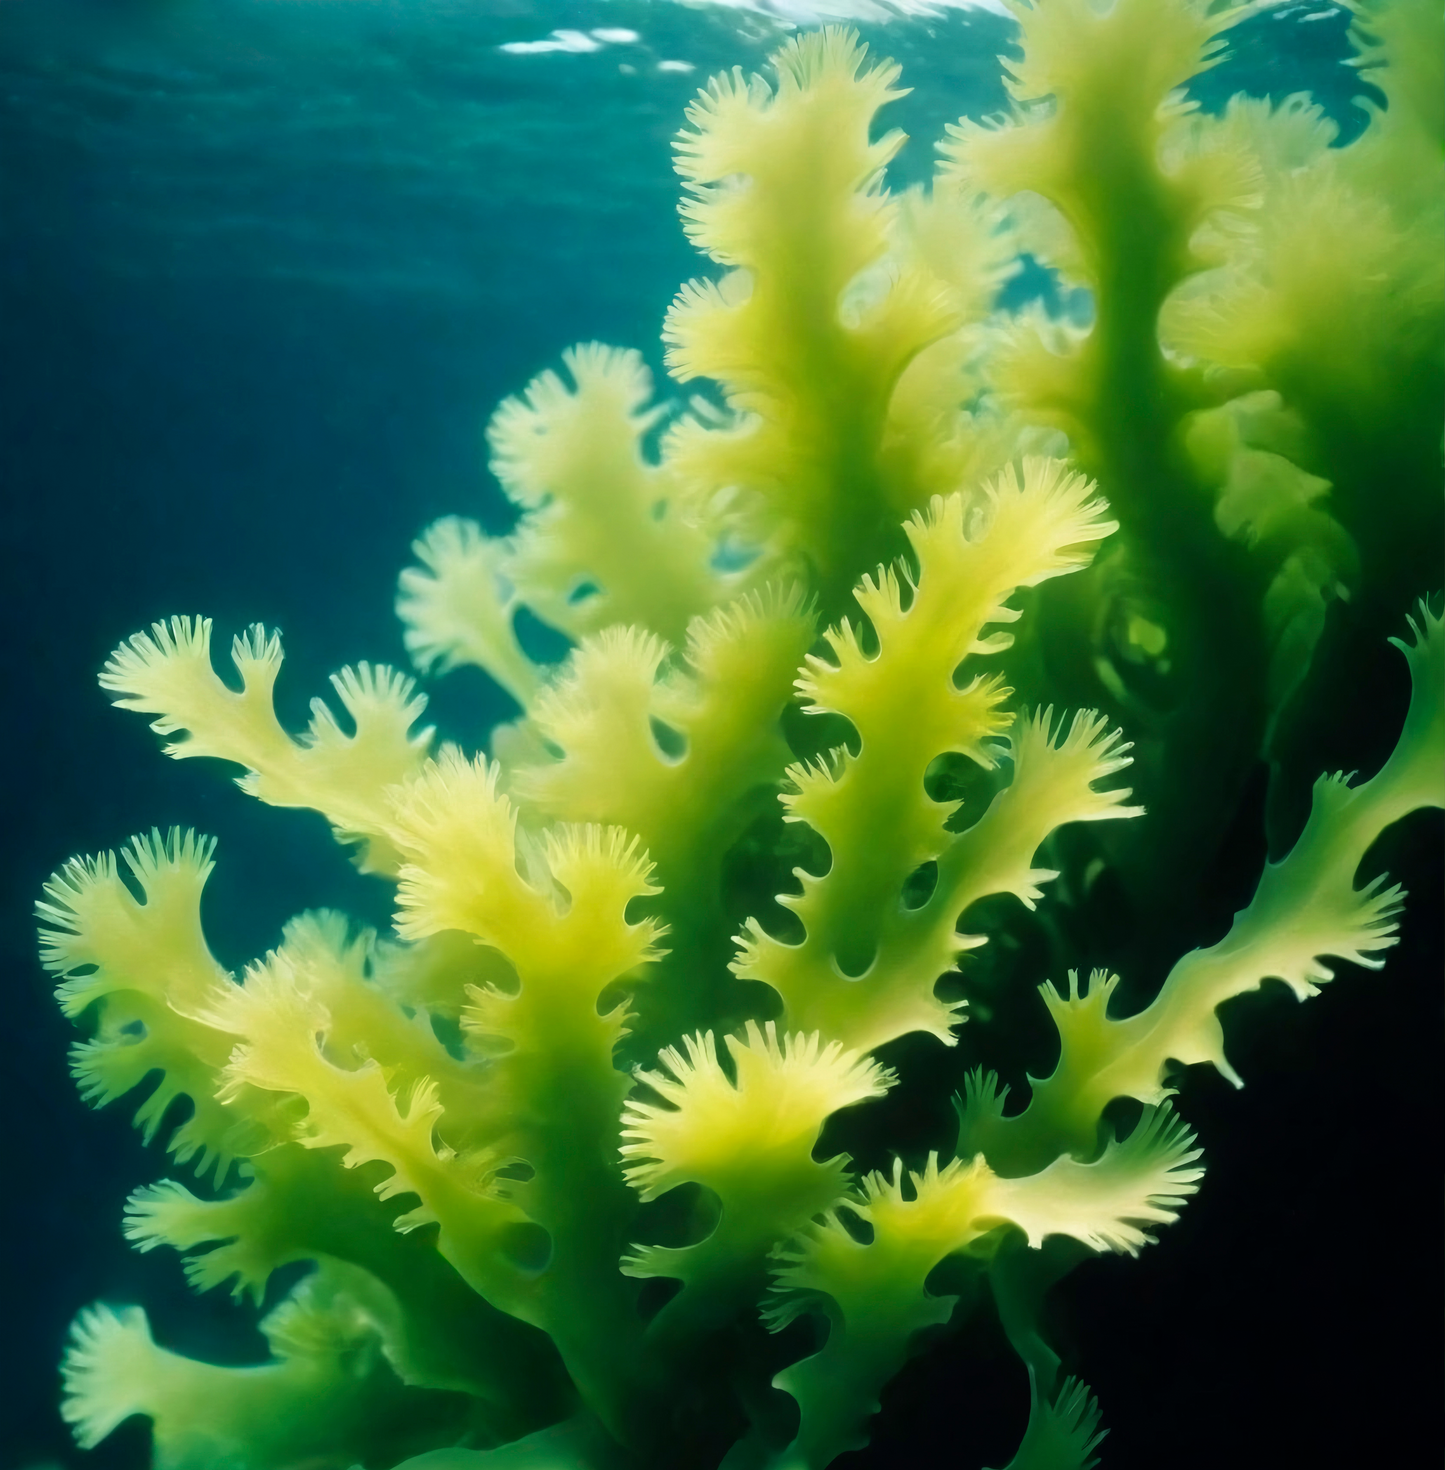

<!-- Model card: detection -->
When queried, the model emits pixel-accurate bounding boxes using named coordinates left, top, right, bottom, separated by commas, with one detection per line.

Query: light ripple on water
left=0, top=0, right=1341, bottom=300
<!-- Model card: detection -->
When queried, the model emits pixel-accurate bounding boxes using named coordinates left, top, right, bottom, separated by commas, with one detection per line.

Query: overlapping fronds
left=1002, top=603, right=1444, bottom=1158
left=736, top=460, right=1130, bottom=1052
left=942, top=0, right=1252, bottom=283
left=618, top=1022, right=890, bottom=1329
left=61, top=1265, right=441, bottom=1470
left=662, top=28, right=968, bottom=599
left=388, top=749, right=662, bottom=1008
left=37, top=829, right=252, bottom=1179
left=43, top=12, right=1445, bottom=1470
left=485, top=343, right=729, bottom=648
left=516, top=586, right=814, bottom=884
left=397, top=517, right=541, bottom=708
left=767, top=1103, right=1191, bottom=1467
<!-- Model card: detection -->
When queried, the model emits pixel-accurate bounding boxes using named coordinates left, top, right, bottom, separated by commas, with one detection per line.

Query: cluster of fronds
left=40, top=6, right=1442, bottom=1470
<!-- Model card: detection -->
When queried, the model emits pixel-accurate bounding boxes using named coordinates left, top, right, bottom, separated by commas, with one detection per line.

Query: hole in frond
left=710, top=536, right=759, bottom=574
left=493, top=1159, right=535, bottom=1183
left=926, top=752, right=1002, bottom=832
left=635, top=1181, right=723, bottom=1252
left=837, top=1204, right=873, bottom=1245
left=636, top=1276, right=683, bottom=1321
left=471, top=944, right=520, bottom=996
left=596, top=976, right=637, bottom=1021
left=566, top=579, right=601, bottom=606
left=429, top=1012, right=468, bottom=1062
left=649, top=717, right=688, bottom=763
left=512, top=605, right=571, bottom=666
left=499, top=1221, right=552, bottom=1273
left=855, top=615, right=881, bottom=660
left=901, top=860, right=938, bottom=911
left=834, top=935, right=876, bottom=980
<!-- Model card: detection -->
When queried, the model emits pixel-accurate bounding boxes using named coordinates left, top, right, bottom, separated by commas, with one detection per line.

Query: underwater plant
left=39, top=3, right=1442, bottom=1469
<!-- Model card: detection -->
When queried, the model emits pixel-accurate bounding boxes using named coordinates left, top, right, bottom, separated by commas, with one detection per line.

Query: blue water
left=0, top=4, right=1416, bottom=1468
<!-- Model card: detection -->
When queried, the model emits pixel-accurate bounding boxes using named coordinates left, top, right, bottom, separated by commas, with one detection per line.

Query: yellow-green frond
left=662, top=29, right=964, bottom=601
left=517, top=588, right=813, bottom=889
left=621, top=1021, right=891, bottom=1204
left=37, top=829, right=252, bottom=1178
left=988, top=1104, right=1203, bottom=1255
left=737, top=463, right=1120, bottom=1054
left=397, top=517, right=542, bottom=709
left=488, top=343, right=726, bottom=646
left=39, top=828, right=225, bottom=1019
left=388, top=748, right=536, bottom=945
left=61, top=1304, right=163, bottom=1451
left=100, top=618, right=432, bottom=865
left=991, top=1374, right=1106, bottom=1470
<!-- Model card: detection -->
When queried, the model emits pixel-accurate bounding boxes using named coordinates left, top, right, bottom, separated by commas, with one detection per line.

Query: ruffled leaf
left=37, top=829, right=253, bottom=1179
left=397, top=517, right=542, bottom=709
left=737, top=461, right=1130, bottom=1053
left=487, top=343, right=729, bottom=649
left=100, top=618, right=432, bottom=870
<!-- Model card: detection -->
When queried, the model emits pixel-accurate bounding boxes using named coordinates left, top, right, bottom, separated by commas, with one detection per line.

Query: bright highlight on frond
left=99, top=617, right=432, bottom=868
left=35, top=828, right=252, bottom=1180
left=620, top=1021, right=892, bottom=1202
left=61, top=1304, right=160, bottom=1450
left=387, top=748, right=529, bottom=944
left=989, top=1104, right=1204, bottom=1256
left=736, top=456, right=1128, bottom=1054
left=397, top=516, right=541, bottom=708
left=38, top=827, right=224, bottom=1019
left=488, top=343, right=727, bottom=648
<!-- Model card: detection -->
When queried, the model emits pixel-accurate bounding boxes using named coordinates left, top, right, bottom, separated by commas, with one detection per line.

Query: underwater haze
left=1, top=3, right=1439, bottom=1468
